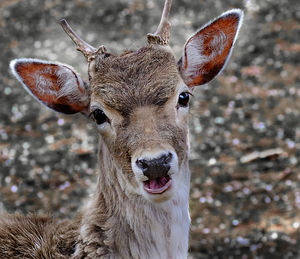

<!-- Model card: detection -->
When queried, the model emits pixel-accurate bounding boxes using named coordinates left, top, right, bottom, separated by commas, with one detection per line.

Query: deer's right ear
left=178, top=9, right=243, bottom=88
left=10, top=58, right=90, bottom=114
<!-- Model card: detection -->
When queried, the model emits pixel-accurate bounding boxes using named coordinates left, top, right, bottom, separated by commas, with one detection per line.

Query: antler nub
left=147, top=0, right=172, bottom=45
left=60, top=19, right=106, bottom=62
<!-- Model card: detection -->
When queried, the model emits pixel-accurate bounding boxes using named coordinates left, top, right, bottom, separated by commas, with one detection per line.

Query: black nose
left=136, top=153, right=172, bottom=180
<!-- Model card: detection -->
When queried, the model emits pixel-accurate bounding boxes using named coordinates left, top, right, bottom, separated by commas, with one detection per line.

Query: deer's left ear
left=10, top=59, right=90, bottom=114
left=178, top=9, right=243, bottom=88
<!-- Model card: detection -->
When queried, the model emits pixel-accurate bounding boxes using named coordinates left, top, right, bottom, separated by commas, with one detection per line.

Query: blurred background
left=0, top=0, right=300, bottom=257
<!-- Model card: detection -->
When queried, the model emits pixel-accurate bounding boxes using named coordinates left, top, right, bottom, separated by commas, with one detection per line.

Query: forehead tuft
left=91, top=46, right=180, bottom=116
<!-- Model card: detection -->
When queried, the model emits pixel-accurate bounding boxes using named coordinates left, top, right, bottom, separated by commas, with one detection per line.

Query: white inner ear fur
left=56, top=66, right=87, bottom=103
left=181, top=9, right=244, bottom=81
left=10, top=58, right=89, bottom=106
left=183, top=30, right=227, bottom=79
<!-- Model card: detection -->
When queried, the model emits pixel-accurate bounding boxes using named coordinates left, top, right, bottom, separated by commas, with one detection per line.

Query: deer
left=1, top=0, right=243, bottom=258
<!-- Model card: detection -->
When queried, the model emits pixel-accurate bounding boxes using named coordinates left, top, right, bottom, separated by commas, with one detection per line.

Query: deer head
left=10, top=1, right=243, bottom=204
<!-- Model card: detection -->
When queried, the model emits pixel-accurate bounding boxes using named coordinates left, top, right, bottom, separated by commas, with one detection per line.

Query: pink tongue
left=149, top=176, right=168, bottom=189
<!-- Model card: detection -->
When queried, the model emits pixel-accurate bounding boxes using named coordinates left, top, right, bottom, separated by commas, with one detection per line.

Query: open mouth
left=143, top=175, right=172, bottom=194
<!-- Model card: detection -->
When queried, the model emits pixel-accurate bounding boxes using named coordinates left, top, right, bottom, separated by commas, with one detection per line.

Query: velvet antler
left=60, top=19, right=106, bottom=62
left=147, top=0, right=172, bottom=45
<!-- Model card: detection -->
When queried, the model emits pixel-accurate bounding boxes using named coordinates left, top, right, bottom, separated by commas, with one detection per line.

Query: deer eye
left=92, top=109, right=108, bottom=125
left=178, top=92, right=190, bottom=107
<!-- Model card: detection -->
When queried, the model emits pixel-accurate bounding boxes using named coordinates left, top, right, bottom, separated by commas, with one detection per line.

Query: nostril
left=135, top=152, right=173, bottom=180
left=136, top=159, right=149, bottom=172
left=163, top=152, right=173, bottom=165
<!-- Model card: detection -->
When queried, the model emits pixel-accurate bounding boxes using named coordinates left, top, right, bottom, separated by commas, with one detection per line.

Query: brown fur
left=91, top=46, right=179, bottom=117
left=71, top=47, right=190, bottom=258
left=4, top=8, right=243, bottom=258
left=2, top=45, right=190, bottom=259
left=89, top=45, right=189, bottom=189
left=0, top=214, right=79, bottom=258
left=74, top=140, right=189, bottom=259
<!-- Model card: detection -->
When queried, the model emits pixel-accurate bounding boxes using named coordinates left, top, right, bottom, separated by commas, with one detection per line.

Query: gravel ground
left=1, top=0, right=300, bottom=258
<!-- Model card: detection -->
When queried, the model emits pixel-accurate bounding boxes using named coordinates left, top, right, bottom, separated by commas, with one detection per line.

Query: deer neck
left=77, top=141, right=191, bottom=258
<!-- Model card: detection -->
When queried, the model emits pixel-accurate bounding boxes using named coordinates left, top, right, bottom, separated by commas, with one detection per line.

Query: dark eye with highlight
left=178, top=92, right=190, bottom=107
left=91, top=109, right=108, bottom=125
